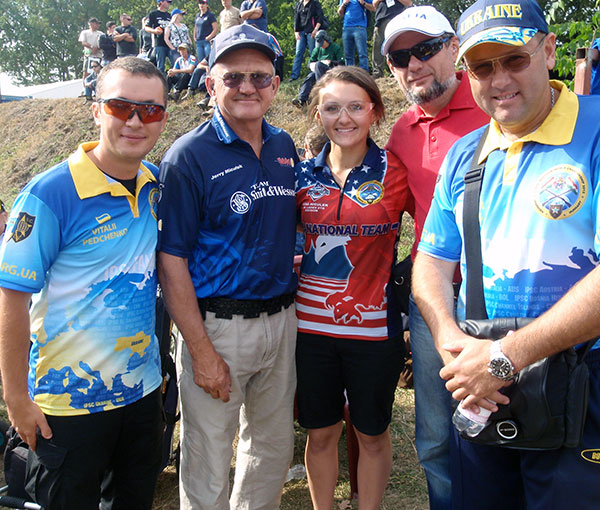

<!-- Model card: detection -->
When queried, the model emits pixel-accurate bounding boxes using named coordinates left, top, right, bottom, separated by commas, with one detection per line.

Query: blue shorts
left=295, top=332, right=406, bottom=435
left=451, top=348, right=600, bottom=510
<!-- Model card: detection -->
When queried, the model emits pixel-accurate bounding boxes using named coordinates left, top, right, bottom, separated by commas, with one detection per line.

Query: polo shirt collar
left=406, top=71, right=474, bottom=126
left=211, top=105, right=281, bottom=145
left=68, top=141, right=156, bottom=200
left=311, top=138, right=381, bottom=178
left=479, top=80, right=577, bottom=163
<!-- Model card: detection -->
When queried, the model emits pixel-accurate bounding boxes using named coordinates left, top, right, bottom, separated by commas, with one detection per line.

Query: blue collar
left=312, top=138, right=382, bottom=177
left=210, top=105, right=282, bottom=146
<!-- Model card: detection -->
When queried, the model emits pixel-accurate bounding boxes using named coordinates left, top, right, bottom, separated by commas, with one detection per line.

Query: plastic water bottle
left=452, top=400, right=493, bottom=437
left=285, top=463, right=307, bottom=482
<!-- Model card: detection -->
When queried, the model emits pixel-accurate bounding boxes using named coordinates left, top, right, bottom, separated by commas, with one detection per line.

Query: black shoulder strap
left=462, top=126, right=598, bottom=357
left=463, top=126, right=489, bottom=320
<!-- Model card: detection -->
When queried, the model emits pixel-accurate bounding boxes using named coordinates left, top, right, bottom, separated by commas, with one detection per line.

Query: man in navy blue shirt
left=240, top=0, right=268, bottom=32
left=157, top=24, right=298, bottom=510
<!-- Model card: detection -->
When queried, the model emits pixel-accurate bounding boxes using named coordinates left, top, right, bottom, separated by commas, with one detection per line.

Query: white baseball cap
left=381, top=6, right=455, bottom=56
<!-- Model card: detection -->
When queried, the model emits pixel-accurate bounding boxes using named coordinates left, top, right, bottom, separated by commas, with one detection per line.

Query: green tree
left=0, top=0, right=110, bottom=84
left=548, top=1, right=600, bottom=88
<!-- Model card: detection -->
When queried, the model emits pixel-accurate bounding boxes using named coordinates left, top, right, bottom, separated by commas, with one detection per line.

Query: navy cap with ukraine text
left=209, top=24, right=278, bottom=69
left=457, top=0, right=548, bottom=61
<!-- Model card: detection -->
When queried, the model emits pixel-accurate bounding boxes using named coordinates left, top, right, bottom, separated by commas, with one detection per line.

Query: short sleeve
left=417, top=155, right=462, bottom=262
left=157, top=162, right=205, bottom=258
left=0, top=191, right=60, bottom=293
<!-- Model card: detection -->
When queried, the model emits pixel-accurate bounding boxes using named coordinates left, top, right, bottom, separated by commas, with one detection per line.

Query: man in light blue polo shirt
left=0, top=57, right=168, bottom=510
left=413, top=0, right=600, bottom=508
left=338, top=0, right=374, bottom=71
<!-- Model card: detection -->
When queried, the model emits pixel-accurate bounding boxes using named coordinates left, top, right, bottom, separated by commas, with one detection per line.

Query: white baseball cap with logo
left=381, top=6, right=455, bottom=56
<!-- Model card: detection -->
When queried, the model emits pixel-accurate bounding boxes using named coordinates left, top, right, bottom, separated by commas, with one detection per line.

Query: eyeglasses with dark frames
left=215, top=72, right=274, bottom=89
left=96, top=98, right=166, bottom=123
left=387, top=35, right=452, bottom=68
left=464, top=35, right=547, bottom=80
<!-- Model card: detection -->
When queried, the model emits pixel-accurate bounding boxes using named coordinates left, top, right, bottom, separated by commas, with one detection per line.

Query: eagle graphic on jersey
left=312, top=234, right=386, bottom=324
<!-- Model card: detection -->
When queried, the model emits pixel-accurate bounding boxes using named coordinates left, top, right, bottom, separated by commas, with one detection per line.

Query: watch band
left=488, top=339, right=515, bottom=381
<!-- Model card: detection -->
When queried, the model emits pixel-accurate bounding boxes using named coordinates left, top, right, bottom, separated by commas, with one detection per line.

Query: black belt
left=198, top=293, right=295, bottom=320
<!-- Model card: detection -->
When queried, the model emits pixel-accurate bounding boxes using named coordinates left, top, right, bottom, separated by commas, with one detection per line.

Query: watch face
left=489, top=359, right=512, bottom=379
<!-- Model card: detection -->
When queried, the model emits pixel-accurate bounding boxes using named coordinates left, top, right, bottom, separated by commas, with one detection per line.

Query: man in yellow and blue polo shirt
left=0, top=57, right=168, bottom=510
left=412, top=0, right=600, bottom=508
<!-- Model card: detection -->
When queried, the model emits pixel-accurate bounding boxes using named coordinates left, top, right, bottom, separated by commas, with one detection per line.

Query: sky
left=0, top=72, right=22, bottom=95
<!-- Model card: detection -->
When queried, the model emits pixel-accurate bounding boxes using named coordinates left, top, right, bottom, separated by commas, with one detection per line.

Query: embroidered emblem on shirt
left=276, top=157, right=294, bottom=167
left=533, top=165, right=587, bottom=220
left=307, top=182, right=331, bottom=202
left=230, top=191, right=252, bottom=214
left=8, top=212, right=35, bottom=243
left=95, top=213, right=112, bottom=224
left=356, top=181, right=384, bottom=205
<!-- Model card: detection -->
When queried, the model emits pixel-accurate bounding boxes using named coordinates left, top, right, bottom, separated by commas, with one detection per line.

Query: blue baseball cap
left=209, top=24, right=278, bottom=69
left=171, top=8, right=185, bottom=15
left=457, top=0, right=548, bottom=61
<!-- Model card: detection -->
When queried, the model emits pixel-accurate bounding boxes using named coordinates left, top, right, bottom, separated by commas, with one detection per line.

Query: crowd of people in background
left=77, top=0, right=421, bottom=108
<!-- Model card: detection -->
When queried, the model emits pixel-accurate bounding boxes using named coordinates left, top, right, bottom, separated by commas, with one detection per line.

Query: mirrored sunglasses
left=387, top=35, right=452, bottom=68
left=464, top=35, right=547, bottom=80
left=97, top=98, right=166, bottom=123
left=317, top=101, right=374, bottom=119
left=216, top=72, right=273, bottom=89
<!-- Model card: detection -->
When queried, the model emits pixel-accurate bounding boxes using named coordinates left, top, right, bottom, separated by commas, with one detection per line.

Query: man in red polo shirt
left=382, top=6, right=489, bottom=509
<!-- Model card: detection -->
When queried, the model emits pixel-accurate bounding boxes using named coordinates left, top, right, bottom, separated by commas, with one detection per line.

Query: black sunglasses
left=387, top=35, right=452, bottom=68
left=0, top=199, right=5, bottom=213
left=96, top=98, right=166, bottom=123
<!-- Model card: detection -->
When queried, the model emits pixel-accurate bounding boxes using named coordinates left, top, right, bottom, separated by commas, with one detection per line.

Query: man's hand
left=167, top=68, right=176, bottom=77
left=157, top=253, right=233, bottom=403
left=6, top=395, right=52, bottom=451
left=294, top=31, right=300, bottom=41
left=440, top=337, right=510, bottom=408
left=191, top=348, right=231, bottom=402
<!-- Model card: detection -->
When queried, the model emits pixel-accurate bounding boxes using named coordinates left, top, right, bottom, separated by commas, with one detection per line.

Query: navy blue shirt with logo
left=158, top=106, right=299, bottom=300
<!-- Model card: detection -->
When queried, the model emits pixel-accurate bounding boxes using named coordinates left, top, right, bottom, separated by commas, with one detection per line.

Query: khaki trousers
left=177, top=306, right=297, bottom=510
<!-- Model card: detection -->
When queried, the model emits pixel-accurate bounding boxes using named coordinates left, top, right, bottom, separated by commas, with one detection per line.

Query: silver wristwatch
left=488, top=339, right=515, bottom=381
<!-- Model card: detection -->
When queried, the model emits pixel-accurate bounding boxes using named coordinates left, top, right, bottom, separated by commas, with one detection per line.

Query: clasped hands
left=439, top=331, right=512, bottom=412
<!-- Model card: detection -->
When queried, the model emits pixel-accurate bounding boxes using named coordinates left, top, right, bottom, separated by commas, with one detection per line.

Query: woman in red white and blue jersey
left=295, top=66, right=412, bottom=509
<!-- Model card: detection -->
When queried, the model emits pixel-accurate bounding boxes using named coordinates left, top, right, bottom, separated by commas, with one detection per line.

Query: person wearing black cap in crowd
left=157, top=23, right=298, bottom=510
left=292, top=29, right=344, bottom=108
